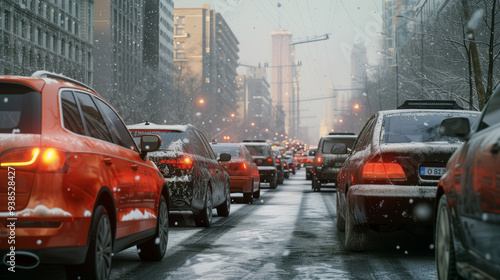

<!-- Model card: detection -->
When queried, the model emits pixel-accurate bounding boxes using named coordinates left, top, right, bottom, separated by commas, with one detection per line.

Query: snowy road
left=2, top=169, right=437, bottom=279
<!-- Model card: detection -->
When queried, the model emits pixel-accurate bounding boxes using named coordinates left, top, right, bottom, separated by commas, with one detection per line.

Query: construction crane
left=290, top=33, right=330, bottom=46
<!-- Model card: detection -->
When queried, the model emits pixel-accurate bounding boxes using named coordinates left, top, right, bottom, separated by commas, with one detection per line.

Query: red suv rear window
left=0, top=83, right=41, bottom=134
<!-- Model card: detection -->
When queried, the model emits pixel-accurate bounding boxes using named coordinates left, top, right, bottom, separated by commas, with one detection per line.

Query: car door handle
left=103, top=158, right=113, bottom=165
left=131, top=164, right=139, bottom=171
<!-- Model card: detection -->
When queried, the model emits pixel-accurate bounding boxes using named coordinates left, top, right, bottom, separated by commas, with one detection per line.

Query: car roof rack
left=328, top=132, right=356, bottom=135
left=31, top=71, right=97, bottom=93
left=397, top=100, right=464, bottom=110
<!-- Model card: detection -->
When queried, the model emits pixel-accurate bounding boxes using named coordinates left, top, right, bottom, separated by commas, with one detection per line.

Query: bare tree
left=380, top=0, right=499, bottom=111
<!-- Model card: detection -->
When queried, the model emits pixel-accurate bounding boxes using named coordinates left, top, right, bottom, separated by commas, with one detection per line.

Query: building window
left=176, top=17, right=184, bottom=24
left=175, top=27, right=184, bottom=35
left=60, top=38, right=65, bottom=56
left=175, top=51, right=185, bottom=59
left=37, top=28, right=42, bottom=45
left=4, top=11, right=11, bottom=32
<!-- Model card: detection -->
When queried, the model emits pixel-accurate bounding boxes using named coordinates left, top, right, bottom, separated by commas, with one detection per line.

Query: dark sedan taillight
left=362, top=162, right=406, bottom=180
left=160, top=155, right=193, bottom=170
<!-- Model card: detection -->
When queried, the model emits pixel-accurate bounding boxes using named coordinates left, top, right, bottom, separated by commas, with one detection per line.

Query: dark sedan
left=336, top=100, right=480, bottom=251
left=128, top=123, right=231, bottom=227
left=436, top=87, right=500, bottom=279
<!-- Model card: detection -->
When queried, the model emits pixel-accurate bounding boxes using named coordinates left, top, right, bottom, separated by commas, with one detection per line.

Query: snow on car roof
left=127, top=122, right=191, bottom=132
left=380, top=109, right=480, bottom=116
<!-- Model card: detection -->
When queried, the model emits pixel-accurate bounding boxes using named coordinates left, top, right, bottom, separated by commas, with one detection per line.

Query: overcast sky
left=174, top=0, right=383, bottom=141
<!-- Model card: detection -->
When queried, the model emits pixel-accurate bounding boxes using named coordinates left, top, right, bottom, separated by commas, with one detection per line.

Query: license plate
left=420, top=167, right=445, bottom=177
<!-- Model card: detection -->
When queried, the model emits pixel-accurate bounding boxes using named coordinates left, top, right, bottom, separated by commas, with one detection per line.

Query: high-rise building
left=235, top=67, right=273, bottom=141
left=0, top=0, right=94, bottom=83
left=94, top=0, right=175, bottom=123
left=173, top=5, right=239, bottom=140
left=247, top=67, right=272, bottom=130
left=144, top=0, right=174, bottom=90
left=94, top=0, right=144, bottom=122
left=271, top=30, right=294, bottom=136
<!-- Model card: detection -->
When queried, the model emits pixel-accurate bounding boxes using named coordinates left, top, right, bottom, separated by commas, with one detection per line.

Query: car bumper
left=257, top=167, right=276, bottom=182
left=314, top=167, right=341, bottom=182
left=306, top=166, right=312, bottom=173
left=0, top=215, right=92, bottom=265
left=347, top=184, right=436, bottom=226
left=0, top=245, right=88, bottom=266
left=167, top=180, right=204, bottom=212
left=229, top=175, right=253, bottom=193
left=0, top=173, right=98, bottom=266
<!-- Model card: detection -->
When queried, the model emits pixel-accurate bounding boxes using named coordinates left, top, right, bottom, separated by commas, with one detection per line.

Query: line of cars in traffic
left=0, top=72, right=300, bottom=279
left=307, top=98, right=500, bottom=279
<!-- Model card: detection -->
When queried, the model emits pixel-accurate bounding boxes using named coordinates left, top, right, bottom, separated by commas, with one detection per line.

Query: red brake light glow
left=0, top=148, right=40, bottom=167
left=362, top=162, right=406, bottom=180
left=0, top=148, right=68, bottom=172
left=40, top=149, right=66, bottom=172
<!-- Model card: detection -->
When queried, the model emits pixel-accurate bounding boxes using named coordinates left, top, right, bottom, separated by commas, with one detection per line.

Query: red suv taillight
left=0, top=148, right=68, bottom=172
left=362, top=162, right=406, bottom=180
left=160, top=155, right=193, bottom=170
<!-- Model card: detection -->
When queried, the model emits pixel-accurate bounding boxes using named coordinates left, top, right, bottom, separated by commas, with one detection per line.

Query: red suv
left=0, top=72, right=169, bottom=280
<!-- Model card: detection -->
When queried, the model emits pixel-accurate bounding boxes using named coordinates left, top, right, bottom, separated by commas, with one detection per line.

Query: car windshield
left=130, top=130, right=187, bottom=151
left=381, top=112, right=480, bottom=144
left=244, top=145, right=272, bottom=157
left=322, top=139, right=355, bottom=153
left=0, top=84, right=41, bottom=134
left=211, top=145, right=241, bottom=158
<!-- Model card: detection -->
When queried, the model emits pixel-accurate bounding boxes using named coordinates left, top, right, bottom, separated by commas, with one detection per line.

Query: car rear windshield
left=381, top=112, right=480, bottom=144
left=211, top=145, right=241, bottom=158
left=130, top=130, right=187, bottom=152
left=0, top=83, right=42, bottom=134
left=322, top=139, right=356, bottom=153
left=244, top=145, right=273, bottom=157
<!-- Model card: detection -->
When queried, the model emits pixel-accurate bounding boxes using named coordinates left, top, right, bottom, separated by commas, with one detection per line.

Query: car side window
left=74, top=92, right=113, bottom=143
left=94, top=97, right=138, bottom=151
left=188, top=130, right=208, bottom=158
left=353, top=116, right=376, bottom=152
left=477, top=91, right=500, bottom=132
left=197, top=131, right=217, bottom=160
left=60, top=91, right=85, bottom=135
left=242, top=147, right=252, bottom=162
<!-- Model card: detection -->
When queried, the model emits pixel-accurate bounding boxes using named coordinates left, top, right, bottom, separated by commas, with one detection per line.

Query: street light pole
left=395, top=31, right=399, bottom=107
left=420, top=9, right=424, bottom=98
